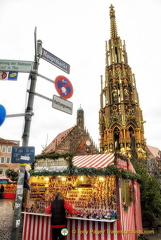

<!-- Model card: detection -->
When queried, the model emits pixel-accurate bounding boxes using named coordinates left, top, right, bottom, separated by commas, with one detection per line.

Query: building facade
left=99, top=5, right=146, bottom=158
left=0, top=138, right=20, bottom=176
left=34, top=107, right=99, bottom=171
left=42, top=107, right=99, bottom=156
left=146, top=145, right=161, bottom=178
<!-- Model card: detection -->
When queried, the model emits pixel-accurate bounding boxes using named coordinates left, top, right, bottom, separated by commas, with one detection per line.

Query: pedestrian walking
left=46, top=192, right=78, bottom=240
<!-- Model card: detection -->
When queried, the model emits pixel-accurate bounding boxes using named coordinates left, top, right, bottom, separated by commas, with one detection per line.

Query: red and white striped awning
left=73, top=153, right=115, bottom=169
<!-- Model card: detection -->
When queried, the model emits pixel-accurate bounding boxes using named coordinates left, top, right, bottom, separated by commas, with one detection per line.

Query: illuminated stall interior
left=28, top=174, right=117, bottom=220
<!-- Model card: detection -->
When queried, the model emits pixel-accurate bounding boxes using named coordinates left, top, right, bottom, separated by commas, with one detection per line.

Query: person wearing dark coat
left=0, top=184, right=4, bottom=198
left=46, top=192, right=77, bottom=240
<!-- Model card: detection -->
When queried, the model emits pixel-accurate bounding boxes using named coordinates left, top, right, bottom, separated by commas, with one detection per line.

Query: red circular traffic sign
left=0, top=72, right=7, bottom=80
left=54, top=75, right=73, bottom=99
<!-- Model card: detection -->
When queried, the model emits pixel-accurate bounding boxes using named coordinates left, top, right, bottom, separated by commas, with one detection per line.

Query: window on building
left=6, top=157, right=11, bottom=164
left=7, top=146, right=12, bottom=153
left=2, top=146, right=6, bottom=153
left=0, top=157, right=5, bottom=164
left=0, top=169, right=3, bottom=176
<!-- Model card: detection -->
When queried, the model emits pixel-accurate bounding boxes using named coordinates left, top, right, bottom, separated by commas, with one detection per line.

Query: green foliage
left=137, top=234, right=149, bottom=240
left=122, top=202, right=128, bottom=211
left=132, top=158, right=161, bottom=225
left=5, top=169, right=18, bottom=182
left=35, top=153, right=74, bottom=160
left=30, top=160, right=141, bottom=181
left=114, top=152, right=129, bottom=161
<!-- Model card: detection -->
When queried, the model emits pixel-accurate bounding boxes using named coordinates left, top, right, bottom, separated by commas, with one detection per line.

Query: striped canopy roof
left=72, top=153, right=115, bottom=169
left=73, top=153, right=136, bottom=173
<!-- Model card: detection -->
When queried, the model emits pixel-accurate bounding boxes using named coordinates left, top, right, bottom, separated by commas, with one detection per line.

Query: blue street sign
left=11, top=146, right=35, bottom=163
left=41, top=48, right=70, bottom=74
left=8, top=72, right=18, bottom=80
left=0, top=105, right=6, bottom=126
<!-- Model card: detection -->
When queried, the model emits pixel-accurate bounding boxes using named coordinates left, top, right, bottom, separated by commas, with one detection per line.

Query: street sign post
left=54, top=75, right=73, bottom=99
left=34, top=27, right=38, bottom=62
left=52, top=95, right=73, bottom=115
left=0, top=60, right=34, bottom=72
left=11, top=146, right=35, bottom=163
left=11, top=40, right=42, bottom=240
left=7, top=33, right=72, bottom=239
left=41, top=48, right=70, bottom=74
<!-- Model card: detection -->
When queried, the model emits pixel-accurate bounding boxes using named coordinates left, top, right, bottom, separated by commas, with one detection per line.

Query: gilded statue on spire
left=109, top=4, right=118, bottom=39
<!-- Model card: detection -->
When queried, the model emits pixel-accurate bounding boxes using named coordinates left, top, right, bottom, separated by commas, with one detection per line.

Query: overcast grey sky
left=0, top=0, right=161, bottom=154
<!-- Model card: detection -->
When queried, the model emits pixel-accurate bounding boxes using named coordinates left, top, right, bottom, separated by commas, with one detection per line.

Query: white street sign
left=52, top=95, right=73, bottom=115
left=0, top=59, right=34, bottom=73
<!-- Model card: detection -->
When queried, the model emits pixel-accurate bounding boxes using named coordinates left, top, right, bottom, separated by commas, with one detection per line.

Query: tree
left=132, top=158, right=161, bottom=227
left=5, top=169, right=18, bottom=182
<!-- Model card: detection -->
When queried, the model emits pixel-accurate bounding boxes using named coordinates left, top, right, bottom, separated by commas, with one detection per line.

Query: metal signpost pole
left=22, top=40, right=42, bottom=147
left=11, top=39, right=42, bottom=240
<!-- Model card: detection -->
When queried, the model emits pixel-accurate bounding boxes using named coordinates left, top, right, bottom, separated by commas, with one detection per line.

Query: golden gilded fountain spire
left=99, top=5, right=146, bottom=159
left=109, top=4, right=118, bottom=39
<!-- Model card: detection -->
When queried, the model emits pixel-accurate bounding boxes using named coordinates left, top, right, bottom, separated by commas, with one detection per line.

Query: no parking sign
left=54, top=75, right=73, bottom=99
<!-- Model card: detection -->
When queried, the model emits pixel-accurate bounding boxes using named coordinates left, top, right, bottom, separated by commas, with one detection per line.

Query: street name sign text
left=52, top=95, right=73, bottom=114
left=42, top=48, right=70, bottom=74
left=0, top=60, right=34, bottom=73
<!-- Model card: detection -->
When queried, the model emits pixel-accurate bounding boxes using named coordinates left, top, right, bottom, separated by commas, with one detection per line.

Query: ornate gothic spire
left=109, top=4, right=118, bottom=39
left=99, top=5, right=146, bottom=159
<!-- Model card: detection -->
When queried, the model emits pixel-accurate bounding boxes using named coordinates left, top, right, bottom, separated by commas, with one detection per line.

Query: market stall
left=22, top=212, right=119, bottom=240
left=22, top=153, right=142, bottom=240
left=0, top=176, right=16, bottom=199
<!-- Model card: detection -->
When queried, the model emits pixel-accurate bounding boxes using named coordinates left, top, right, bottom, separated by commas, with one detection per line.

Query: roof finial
left=109, top=4, right=118, bottom=39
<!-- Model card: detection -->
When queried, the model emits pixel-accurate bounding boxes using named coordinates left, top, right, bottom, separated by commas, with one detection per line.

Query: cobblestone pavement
left=145, top=232, right=161, bottom=240
left=0, top=199, right=14, bottom=240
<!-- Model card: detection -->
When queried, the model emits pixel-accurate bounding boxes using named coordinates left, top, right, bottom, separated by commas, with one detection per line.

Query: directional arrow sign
left=0, top=60, right=34, bottom=73
left=11, top=146, right=35, bottom=163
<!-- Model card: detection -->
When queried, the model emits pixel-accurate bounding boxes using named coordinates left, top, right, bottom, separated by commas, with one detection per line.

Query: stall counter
left=22, top=212, right=121, bottom=240
left=3, top=192, right=16, bottom=199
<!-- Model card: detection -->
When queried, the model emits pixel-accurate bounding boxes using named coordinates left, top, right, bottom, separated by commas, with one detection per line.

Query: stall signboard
left=0, top=179, right=8, bottom=184
left=11, top=146, right=35, bottom=163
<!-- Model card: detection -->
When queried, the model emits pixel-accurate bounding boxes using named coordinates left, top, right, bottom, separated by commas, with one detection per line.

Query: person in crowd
left=46, top=192, right=78, bottom=240
left=0, top=185, right=2, bottom=198
left=0, top=184, right=4, bottom=198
